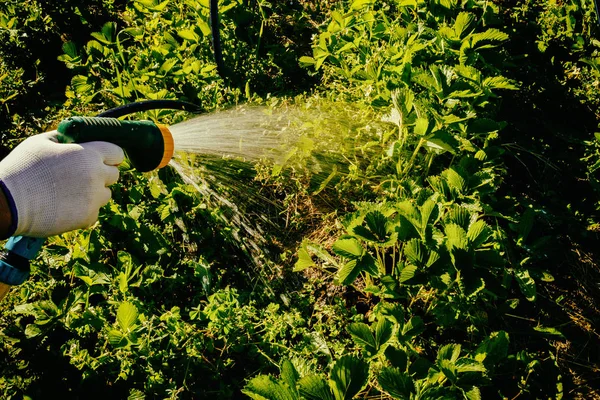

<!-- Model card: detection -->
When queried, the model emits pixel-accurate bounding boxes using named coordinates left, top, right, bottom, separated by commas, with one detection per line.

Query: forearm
left=0, top=184, right=14, bottom=300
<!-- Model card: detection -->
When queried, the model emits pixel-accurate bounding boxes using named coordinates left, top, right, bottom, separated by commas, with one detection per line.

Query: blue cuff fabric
left=0, top=179, right=18, bottom=236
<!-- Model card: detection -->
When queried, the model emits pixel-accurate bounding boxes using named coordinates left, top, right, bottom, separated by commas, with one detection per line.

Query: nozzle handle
left=57, top=116, right=169, bottom=172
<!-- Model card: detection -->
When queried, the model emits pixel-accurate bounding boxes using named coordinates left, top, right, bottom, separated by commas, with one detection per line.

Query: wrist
left=0, top=181, right=15, bottom=239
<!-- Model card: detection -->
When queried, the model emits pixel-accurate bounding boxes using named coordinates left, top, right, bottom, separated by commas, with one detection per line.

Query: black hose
left=210, top=0, right=228, bottom=81
left=97, top=99, right=202, bottom=118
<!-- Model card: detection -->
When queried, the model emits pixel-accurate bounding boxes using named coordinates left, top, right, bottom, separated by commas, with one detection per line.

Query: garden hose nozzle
left=57, top=117, right=174, bottom=172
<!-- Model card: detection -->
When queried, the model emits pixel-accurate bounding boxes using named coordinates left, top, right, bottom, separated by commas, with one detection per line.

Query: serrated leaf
left=447, top=205, right=470, bottom=228
left=483, top=76, right=519, bottom=90
left=426, top=131, right=458, bottom=154
left=108, top=329, right=127, bottom=347
left=159, top=58, right=178, bottom=74
left=385, top=347, right=408, bottom=371
left=378, top=367, right=415, bottom=399
left=399, top=316, right=424, bottom=340
left=348, top=322, right=376, bottom=352
left=439, top=359, right=457, bottom=383
left=455, top=358, right=486, bottom=373
left=62, top=41, right=78, bottom=58
left=337, top=253, right=379, bottom=285
left=437, top=343, right=462, bottom=363
left=375, top=318, right=393, bottom=349
left=454, top=12, right=476, bottom=39
left=332, top=237, right=364, bottom=259
left=24, top=324, right=42, bottom=338
left=474, top=331, right=509, bottom=364
left=242, top=375, right=296, bottom=400
left=196, top=18, right=211, bottom=36
left=299, top=375, right=334, bottom=400
left=280, top=360, right=299, bottom=396
left=294, top=242, right=316, bottom=272
left=471, top=29, right=509, bottom=47
left=533, top=326, right=565, bottom=338
left=117, top=302, right=138, bottom=332
left=514, top=269, right=536, bottom=301
left=71, top=75, right=94, bottom=95
left=337, top=260, right=360, bottom=285
left=460, top=272, right=486, bottom=297
left=445, top=223, right=469, bottom=250
left=420, top=199, right=439, bottom=234
left=465, top=386, right=482, bottom=400
left=403, top=239, right=424, bottom=266
left=444, top=168, right=467, bottom=193
left=467, top=220, right=491, bottom=247
left=415, top=117, right=430, bottom=136
left=329, top=356, right=369, bottom=400
left=178, top=29, right=199, bottom=42
left=399, top=265, right=418, bottom=283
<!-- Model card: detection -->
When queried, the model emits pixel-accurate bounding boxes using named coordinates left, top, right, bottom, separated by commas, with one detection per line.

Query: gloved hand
left=0, top=131, right=124, bottom=237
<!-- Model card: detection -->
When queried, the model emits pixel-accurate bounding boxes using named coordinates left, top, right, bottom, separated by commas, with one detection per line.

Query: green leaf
left=332, top=237, right=364, bottom=259
left=453, top=12, right=476, bottom=39
left=533, top=326, right=565, bottom=338
left=24, top=324, right=42, bottom=338
left=474, top=331, right=509, bottom=365
left=353, top=211, right=389, bottom=243
left=399, top=265, right=418, bottom=283
left=350, top=0, right=374, bottom=10
left=420, top=200, right=439, bottom=234
left=444, top=168, right=467, bottom=194
left=483, top=76, right=519, bottom=91
left=455, top=358, right=486, bottom=373
left=280, top=360, right=299, bottom=396
left=117, top=302, right=138, bottom=332
left=71, top=75, right=94, bottom=95
left=294, top=242, right=316, bottom=272
left=197, top=18, right=211, bottom=36
left=384, top=347, right=408, bottom=371
left=399, top=316, right=424, bottom=340
left=445, top=223, right=469, bottom=251
left=426, top=131, right=458, bottom=154
left=178, top=29, right=199, bottom=42
left=403, top=239, right=424, bottom=266
left=299, top=375, right=334, bottom=400
left=62, top=41, right=78, bottom=58
left=471, top=29, right=509, bottom=48
left=299, top=56, right=316, bottom=67
left=437, top=343, right=461, bottom=363
left=465, top=386, right=482, bottom=400
left=378, top=367, right=415, bottom=399
left=329, top=356, right=369, bottom=400
left=467, top=220, right=491, bottom=247
left=375, top=318, right=393, bottom=349
left=414, top=117, right=430, bottom=136
left=514, top=269, right=536, bottom=301
left=242, top=375, right=296, bottom=400
left=348, top=323, right=376, bottom=353
left=108, top=329, right=127, bottom=347
left=439, top=359, right=458, bottom=383
left=159, top=58, right=178, bottom=74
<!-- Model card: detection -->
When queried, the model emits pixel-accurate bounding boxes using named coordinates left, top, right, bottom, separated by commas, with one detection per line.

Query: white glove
left=0, top=131, right=124, bottom=237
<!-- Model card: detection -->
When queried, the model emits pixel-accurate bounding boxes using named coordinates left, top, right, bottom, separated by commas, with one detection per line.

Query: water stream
left=166, top=106, right=300, bottom=270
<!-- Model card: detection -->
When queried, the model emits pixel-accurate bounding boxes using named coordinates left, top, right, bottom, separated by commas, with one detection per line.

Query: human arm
left=0, top=131, right=124, bottom=300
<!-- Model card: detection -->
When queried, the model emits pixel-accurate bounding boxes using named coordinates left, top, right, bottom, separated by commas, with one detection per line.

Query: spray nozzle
left=57, top=117, right=174, bottom=172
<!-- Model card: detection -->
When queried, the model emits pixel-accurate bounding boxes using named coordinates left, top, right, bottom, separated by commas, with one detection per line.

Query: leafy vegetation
left=1, top=0, right=599, bottom=399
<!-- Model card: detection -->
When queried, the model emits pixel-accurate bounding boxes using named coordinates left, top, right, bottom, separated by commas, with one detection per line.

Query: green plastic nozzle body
left=57, top=117, right=173, bottom=172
